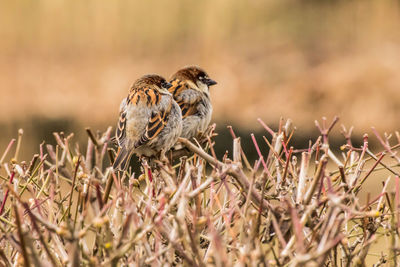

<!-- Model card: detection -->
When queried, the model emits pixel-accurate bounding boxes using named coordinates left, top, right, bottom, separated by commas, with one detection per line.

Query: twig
left=0, top=171, right=15, bottom=215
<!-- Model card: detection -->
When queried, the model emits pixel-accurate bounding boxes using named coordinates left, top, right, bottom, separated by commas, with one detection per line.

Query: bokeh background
left=1, top=0, right=400, bottom=160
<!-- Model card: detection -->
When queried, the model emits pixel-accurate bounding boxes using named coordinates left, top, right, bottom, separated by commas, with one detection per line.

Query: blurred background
left=1, top=0, right=400, bottom=160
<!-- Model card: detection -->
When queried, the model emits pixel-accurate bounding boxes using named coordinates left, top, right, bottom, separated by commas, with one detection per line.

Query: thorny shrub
left=0, top=117, right=398, bottom=266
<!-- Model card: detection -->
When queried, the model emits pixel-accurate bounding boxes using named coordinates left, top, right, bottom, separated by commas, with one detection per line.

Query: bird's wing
left=113, top=87, right=167, bottom=170
left=169, top=79, right=202, bottom=118
left=134, top=102, right=172, bottom=148
left=115, top=98, right=128, bottom=147
left=129, top=86, right=171, bottom=148
left=113, top=98, right=131, bottom=170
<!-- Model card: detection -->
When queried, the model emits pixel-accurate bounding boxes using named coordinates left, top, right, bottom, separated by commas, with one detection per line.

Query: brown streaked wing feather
left=134, top=96, right=172, bottom=148
left=170, top=79, right=201, bottom=119
left=113, top=146, right=133, bottom=171
left=120, top=86, right=163, bottom=148
left=176, top=100, right=198, bottom=118
left=143, top=87, right=161, bottom=106
left=128, top=86, right=161, bottom=106
left=168, top=79, right=186, bottom=99
left=116, top=110, right=127, bottom=146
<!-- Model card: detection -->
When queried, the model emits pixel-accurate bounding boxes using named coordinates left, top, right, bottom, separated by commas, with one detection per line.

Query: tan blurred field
left=1, top=0, right=400, bottom=157
left=2, top=2, right=400, bottom=265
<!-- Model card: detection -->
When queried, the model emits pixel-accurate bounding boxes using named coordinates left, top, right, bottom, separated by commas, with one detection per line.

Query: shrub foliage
left=0, top=117, right=397, bottom=266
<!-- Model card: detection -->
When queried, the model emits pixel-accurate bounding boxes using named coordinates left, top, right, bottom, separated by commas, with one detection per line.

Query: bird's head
left=171, top=66, right=217, bottom=93
left=133, top=74, right=172, bottom=93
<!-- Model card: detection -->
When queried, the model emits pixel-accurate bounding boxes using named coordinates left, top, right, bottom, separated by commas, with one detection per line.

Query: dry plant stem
left=262, top=135, right=288, bottom=169
left=177, top=156, right=187, bottom=184
left=304, top=155, right=327, bottom=205
left=53, top=132, right=65, bottom=149
left=349, top=134, right=368, bottom=187
left=296, top=152, right=310, bottom=203
left=265, top=134, right=278, bottom=168
left=21, top=202, right=59, bottom=266
left=13, top=204, right=31, bottom=267
left=67, top=155, right=81, bottom=218
left=287, top=200, right=305, bottom=253
left=257, top=118, right=275, bottom=137
left=282, top=147, right=293, bottom=184
left=103, top=171, right=115, bottom=204
left=233, top=138, right=241, bottom=163
left=0, top=139, right=15, bottom=166
left=270, top=211, right=288, bottom=249
left=282, top=203, right=318, bottom=257
left=227, top=126, right=252, bottom=171
left=86, top=139, right=94, bottom=171
left=185, top=221, right=206, bottom=267
left=14, top=129, right=23, bottom=162
left=376, top=176, right=390, bottom=212
left=178, top=137, right=271, bottom=210
left=255, top=172, right=267, bottom=238
left=188, top=177, right=214, bottom=198
left=1, top=120, right=399, bottom=266
left=0, top=171, right=15, bottom=215
left=251, top=134, right=268, bottom=172
left=365, top=149, right=399, bottom=176
left=371, top=126, right=400, bottom=163
left=27, top=154, right=39, bottom=175
left=341, top=125, right=354, bottom=147
left=97, top=126, right=112, bottom=171
left=353, top=153, right=386, bottom=194
left=86, top=128, right=99, bottom=147
left=315, top=116, right=339, bottom=148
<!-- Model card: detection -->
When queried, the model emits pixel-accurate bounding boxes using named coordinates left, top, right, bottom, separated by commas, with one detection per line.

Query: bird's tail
left=113, top=147, right=133, bottom=171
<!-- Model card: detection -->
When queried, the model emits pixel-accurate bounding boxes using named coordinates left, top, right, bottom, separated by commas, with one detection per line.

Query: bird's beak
left=205, top=78, right=217, bottom=87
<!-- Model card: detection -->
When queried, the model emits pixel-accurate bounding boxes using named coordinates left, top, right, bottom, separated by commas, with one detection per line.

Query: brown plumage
left=113, top=74, right=182, bottom=171
left=168, top=66, right=217, bottom=140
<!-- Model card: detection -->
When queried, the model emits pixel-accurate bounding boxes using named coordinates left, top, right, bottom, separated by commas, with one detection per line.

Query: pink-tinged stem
left=227, top=125, right=237, bottom=139
left=282, top=147, right=293, bottom=184
left=156, top=196, right=166, bottom=225
left=0, top=171, right=16, bottom=215
left=250, top=134, right=267, bottom=171
left=0, top=139, right=16, bottom=165
left=257, top=118, right=275, bottom=137
left=147, top=168, right=153, bottom=183
left=147, top=168, right=155, bottom=197
left=251, top=134, right=275, bottom=182
left=287, top=200, right=305, bottom=253
left=281, top=139, right=289, bottom=159
left=372, top=127, right=400, bottom=162
left=357, top=153, right=386, bottom=188
left=253, top=159, right=262, bottom=173
left=361, top=191, right=386, bottom=210
left=325, top=174, right=334, bottom=194
left=24, top=197, right=49, bottom=216
left=270, top=213, right=288, bottom=249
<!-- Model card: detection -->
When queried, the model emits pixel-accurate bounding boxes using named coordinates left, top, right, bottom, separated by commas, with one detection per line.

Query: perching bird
left=113, top=74, right=182, bottom=171
left=168, top=66, right=217, bottom=140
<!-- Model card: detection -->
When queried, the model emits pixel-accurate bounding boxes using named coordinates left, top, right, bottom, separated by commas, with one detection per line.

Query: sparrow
left=168, top=66, right=217, bottom=141
left=113, top=74, right=183, bottom=171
